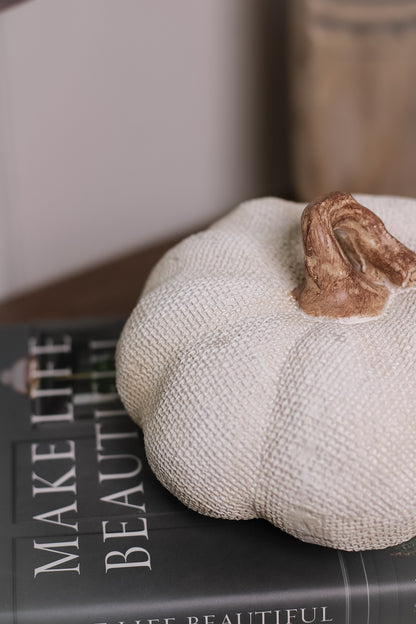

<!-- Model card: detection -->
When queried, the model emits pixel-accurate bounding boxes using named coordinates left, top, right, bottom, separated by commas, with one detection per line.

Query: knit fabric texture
left=116, top=194, right=416, bottom=551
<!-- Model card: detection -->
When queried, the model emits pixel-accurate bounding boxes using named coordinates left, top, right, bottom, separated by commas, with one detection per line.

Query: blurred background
left=0, top=0, right=415, bottom=303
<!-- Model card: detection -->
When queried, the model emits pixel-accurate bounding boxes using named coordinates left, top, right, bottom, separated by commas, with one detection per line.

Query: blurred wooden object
left=290, top=0, right=416, bottom=201
left=0, top=237, right=181, bottom=322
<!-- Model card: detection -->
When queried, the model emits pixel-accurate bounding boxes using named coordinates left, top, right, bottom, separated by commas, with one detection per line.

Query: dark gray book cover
left=0, top=319, right=415, bottom=624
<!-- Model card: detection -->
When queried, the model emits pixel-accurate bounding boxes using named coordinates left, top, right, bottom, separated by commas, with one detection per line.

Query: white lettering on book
left=31, top=399, right=73, bottom=425
left=185, top=611, right=333, bottom=624
left=29, top=410, right=152, bottom=576
left=97, top=453, right=142, bottom=482
left=33, top=501, right=79, bottom=531
left=32, top=465, right=76, bottom=496
left=33, top=538, right=80, bottom=577
left=95, top=409, right=151, bottom=573
left=32, top=440, right=75, bottom=463
left=100, top=483, right=146, bottom=512
left=102, top=518, right=149, bottom=541
left=95, top=610, right=334, bottom=624
left=104, top=546, right=151, bottom=571
left=31, top=438, right=79, bottom=576
left=28, top=339, right=152, bottom=578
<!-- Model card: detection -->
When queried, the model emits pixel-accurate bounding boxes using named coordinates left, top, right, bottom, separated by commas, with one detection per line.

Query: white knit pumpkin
left=116, top=193, right=416, bottom=551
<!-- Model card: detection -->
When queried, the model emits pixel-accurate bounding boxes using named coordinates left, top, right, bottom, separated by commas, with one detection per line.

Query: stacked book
left=0, top=318, right=414, bottom=623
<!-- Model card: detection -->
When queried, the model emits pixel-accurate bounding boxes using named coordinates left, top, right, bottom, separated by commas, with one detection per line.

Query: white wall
left=0, top=0, right=277, bottom=299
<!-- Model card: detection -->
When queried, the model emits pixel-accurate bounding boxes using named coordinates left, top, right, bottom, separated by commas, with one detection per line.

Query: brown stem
left=293, top=191, right=416, bottom=318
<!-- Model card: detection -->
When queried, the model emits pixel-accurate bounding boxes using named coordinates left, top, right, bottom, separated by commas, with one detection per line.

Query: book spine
left=89, top=607, right=339, bottom=624
left=7, top=598, right=345, bottom=624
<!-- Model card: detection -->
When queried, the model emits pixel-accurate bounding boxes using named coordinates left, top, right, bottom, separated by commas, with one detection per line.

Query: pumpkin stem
left=293, top=191, right=416, bottom=318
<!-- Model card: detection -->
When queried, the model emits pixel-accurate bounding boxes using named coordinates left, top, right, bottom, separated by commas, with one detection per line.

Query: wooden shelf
left=0, top=237, right=181, bottom=323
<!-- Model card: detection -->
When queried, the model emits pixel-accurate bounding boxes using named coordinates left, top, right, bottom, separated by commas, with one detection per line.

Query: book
left=0, top=317, right=415, bottom=624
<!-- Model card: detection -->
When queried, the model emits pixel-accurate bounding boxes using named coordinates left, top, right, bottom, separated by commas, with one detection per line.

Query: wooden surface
left=0, top=237, right=181, bottom=323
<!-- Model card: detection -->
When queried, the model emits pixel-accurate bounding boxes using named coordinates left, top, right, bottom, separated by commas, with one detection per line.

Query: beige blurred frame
left=289, top=0, right=416, bottom=201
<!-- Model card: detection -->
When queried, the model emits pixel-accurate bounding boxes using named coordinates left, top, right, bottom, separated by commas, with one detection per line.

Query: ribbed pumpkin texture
left=116, top=193, right=416, bottom=551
